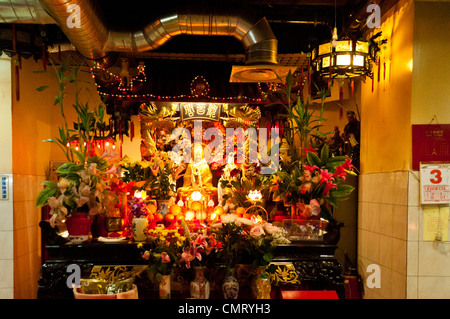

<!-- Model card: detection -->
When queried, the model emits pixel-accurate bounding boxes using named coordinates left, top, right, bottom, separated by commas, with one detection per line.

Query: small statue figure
left=342, top=111, right=360, bottom=170
left=329, top=126, right=343, bottom=157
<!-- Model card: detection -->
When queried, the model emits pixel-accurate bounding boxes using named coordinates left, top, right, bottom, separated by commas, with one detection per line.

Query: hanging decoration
left=310, top=28, right=387, bottom=84
left=190, top=75, right=210, bottom=97
left=90, top=60, right=265, bottom=104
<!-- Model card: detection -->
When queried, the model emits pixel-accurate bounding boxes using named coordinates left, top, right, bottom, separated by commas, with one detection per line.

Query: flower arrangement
left=35, top=61, right=115, bottom=227
left=267, top=71, right=357, bottom=222
left=140, top=226, right=185, bottom=281
left=245, top=220, right=291, bottom=268
left=36, top=156, right=111, bottom=227
left=129, top=196, right=148, bottom=218
left=211, top=214, right=290, bottom=271
left=121, top=150, right=183, bottom=200
left=210, top=214, right=251, bottom=272
left=270, top=143, right=356, bottom=220
left=179, top=222, right=222, bottom=269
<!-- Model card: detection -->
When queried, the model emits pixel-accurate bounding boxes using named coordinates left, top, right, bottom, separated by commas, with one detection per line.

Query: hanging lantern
left=311, top=38, right=373, bottom=81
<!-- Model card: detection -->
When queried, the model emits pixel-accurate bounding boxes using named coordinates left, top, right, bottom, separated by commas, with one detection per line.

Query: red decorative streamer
left=378, top=59, right=381, bottom=82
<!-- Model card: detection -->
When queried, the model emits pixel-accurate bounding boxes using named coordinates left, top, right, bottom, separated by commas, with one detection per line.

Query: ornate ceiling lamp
left=311, top=37, right=373, bottom=81
left=310, top=0, right=386, bottom=84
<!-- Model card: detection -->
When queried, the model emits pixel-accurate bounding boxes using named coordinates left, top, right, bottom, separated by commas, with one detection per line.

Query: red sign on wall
left=412, top=124, right=450, bottom=170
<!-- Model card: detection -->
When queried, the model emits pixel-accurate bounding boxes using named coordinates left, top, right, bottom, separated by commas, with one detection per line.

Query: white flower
left=48, top=196, right=60, bottom=209
left=79, top=184, right=91, bottom=197
left=263, top=222, right=278, bottom=234
left=57, top=178, right=70, bottom=191
left=221, top=214, right=237, bottom=224
left=87, top=163, right=97, bottom=175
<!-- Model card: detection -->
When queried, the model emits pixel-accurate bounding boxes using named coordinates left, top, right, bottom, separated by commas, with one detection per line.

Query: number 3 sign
left=420, top=163, right=450, bottom=204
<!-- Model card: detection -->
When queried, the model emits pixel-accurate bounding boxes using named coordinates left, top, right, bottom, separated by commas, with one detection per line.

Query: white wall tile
left=0, top=259, right=13, bottom=288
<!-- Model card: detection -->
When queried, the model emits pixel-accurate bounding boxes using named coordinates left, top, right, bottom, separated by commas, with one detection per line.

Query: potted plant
left=179, top=221, right=222, bottom=299
left=267, top=71, right=357, bottom=243
left=35, top=61, right=113, bottom=242
left=244, top=219, right=290, bottom=298
left=139, top=227, right=185, bottom=299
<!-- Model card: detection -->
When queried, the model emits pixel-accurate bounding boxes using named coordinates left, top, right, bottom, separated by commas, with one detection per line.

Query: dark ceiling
left=96, top=0, right=369, bottom=55
left=0, top=0, right=379, bottom=62
left=0, top=0, right=389, bottom=108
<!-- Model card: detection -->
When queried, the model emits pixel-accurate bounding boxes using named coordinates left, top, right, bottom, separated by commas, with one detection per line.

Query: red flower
left=342, top=156, right=354, bottom=171
left=333, top=165, right=347, bottom=180
left=322, top=180, right=337, bottom=197
left=304, top=146, right=318, bottom=157
left=319, top=169, right=334, bottom=184
left=303, top=164, right=319, bottom=173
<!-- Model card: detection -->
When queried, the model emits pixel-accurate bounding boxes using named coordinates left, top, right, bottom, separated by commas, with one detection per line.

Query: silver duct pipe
left=1, top=0, right=278, bottom=66
left=0, top=0, right=54, bottom=24
left=107, top=14, right=277, bottom=65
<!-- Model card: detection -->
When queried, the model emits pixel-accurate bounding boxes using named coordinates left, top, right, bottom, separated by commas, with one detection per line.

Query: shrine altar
left=37, top=238, right=345, bottom=299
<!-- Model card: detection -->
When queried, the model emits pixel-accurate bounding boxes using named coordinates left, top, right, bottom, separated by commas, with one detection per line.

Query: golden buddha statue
left=177, top=143, right=217, bottom=198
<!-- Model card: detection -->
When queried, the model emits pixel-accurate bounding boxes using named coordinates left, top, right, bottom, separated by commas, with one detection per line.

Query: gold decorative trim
left=267, top=263, right=301, bottom=285
left=90, top=265, right=148, bottom=281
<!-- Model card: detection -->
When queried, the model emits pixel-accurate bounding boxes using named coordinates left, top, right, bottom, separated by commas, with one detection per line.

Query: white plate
left=97, top=236, right=128, bottom=243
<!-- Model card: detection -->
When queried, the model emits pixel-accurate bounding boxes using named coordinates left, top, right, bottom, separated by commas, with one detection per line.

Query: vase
left=190, top=266, right=210, bottom=299
left=251, top=267, right=271, bottom=299
left=159, top=274, right=171, bottom=299
left=157, top=200, right=170, bottom=217
left=222, top=269, right=239, bottom=299
left=131, top=217, right=148, bottom=242
left=66, top=212, right=91, bottom=243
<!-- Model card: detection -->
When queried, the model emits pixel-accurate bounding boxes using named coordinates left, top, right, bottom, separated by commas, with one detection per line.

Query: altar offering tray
left=274, top=219, right=328, bottom=242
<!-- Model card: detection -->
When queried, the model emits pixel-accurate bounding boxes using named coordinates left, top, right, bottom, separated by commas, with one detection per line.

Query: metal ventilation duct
left=0, top=0, right=54, bottom=24
left=1, top=0, right=292, bottom=81
left=1, top=0, right=277, bottom=63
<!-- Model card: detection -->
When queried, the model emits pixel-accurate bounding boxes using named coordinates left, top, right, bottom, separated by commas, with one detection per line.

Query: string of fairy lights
left=90, top=63, right=266, bottom=103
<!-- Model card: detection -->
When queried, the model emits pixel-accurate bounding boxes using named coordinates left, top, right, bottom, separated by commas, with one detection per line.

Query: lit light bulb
left=191, top=191, right=202, bottom=201
left=332, top=27, right=338, bottom=47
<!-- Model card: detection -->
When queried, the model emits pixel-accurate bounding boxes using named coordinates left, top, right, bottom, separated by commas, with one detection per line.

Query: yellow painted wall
left=10, top=58, right=142, bottom=298
left=411, top=1, right=450, bottom=124
left=360, top=0, right=415, bottom=173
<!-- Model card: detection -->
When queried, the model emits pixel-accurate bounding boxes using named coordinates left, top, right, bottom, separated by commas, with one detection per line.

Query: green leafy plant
left=267, top=72, right=357, bottom=221
left=35, top=61, right=112, bottom=223
left=36, top=61, right=107, bottom=164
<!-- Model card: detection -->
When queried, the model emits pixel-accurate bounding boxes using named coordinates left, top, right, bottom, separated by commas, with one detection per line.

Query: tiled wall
left=358, top=171, right=408, bottom=299
left=407, top=171, right=450, bottom=298
left=0, top=54, right=13, bottom=298
left=359, top=170, right=450, bottom=299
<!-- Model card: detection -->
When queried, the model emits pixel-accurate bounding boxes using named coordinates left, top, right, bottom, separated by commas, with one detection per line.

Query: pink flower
left=250, top=225, right=265, bottom=237
left=142, top=251, right=150, bottom=260
left=309, top=199, right=321, bottom=215
left=319, top=169, right=334, bottom=184
left=303, top=199, right=321, bottom=218
left=161, top=252, right=171, bottom=263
